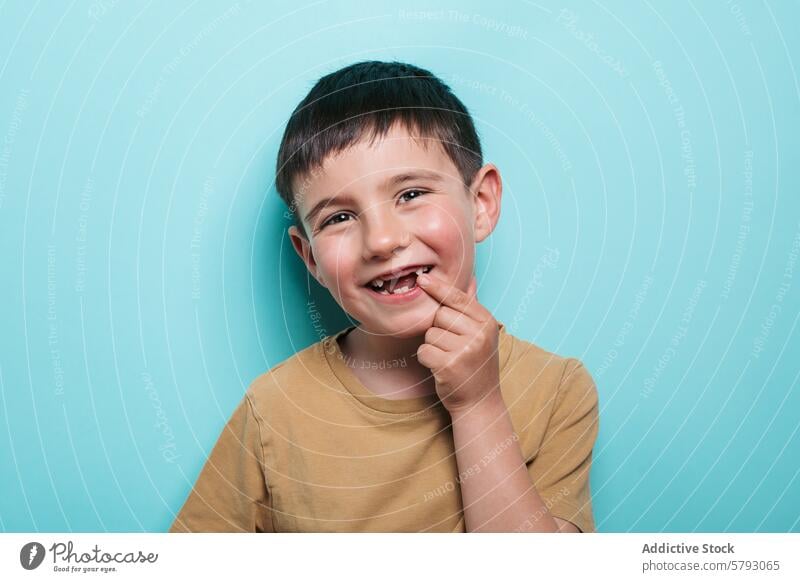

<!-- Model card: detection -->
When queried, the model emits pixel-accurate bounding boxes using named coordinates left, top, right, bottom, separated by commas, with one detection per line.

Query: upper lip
left=363, top=264, right=432, bottom=286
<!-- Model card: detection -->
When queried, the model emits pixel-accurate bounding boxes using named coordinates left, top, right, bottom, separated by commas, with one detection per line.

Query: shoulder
left=498, top=330, right=600, bottom=461
left=243, top=336, right=335, bottom=417
left=503, top=330, right=593, bottom=392
left=501, top=330, right=598, bottom=420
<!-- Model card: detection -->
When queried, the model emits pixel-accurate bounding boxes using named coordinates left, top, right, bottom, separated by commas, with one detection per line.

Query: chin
left=348, top=310, right=430, bottom=338
left=381, top=313, right=436, bottom=338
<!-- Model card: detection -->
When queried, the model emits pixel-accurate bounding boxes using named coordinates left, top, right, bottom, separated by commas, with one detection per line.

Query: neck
left=339, top=325, right=436, bottom=398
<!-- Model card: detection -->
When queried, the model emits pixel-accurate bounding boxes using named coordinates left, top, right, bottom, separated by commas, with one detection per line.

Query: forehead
left=300, top=123, right=460, bottom=197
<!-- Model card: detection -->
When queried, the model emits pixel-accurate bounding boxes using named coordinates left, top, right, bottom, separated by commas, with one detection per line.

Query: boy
left=170, top=60, right=599, bottom=533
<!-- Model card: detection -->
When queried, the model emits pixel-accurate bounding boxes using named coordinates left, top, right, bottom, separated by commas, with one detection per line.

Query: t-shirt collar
left=321, top=320, right=513, bottom=414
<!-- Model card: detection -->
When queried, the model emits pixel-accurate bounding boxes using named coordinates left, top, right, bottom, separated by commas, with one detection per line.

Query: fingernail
left=417, top=274, right=430, bottom=285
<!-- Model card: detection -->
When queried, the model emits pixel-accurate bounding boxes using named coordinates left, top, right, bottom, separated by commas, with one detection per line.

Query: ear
left=469, top=163, right=502, bottom=243
left=288, top=225, right=326, bottom=288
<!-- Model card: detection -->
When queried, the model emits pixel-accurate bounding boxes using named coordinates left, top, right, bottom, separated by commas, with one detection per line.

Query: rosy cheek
left=314, top=244, right=357, bottom=291
left=416, top=205, right=471, bottom=256
left=415, top=207, right=474, bottom=291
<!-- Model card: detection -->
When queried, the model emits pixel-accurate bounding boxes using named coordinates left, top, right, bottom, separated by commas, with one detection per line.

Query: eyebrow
left=303, top=170, right=444, bottom=226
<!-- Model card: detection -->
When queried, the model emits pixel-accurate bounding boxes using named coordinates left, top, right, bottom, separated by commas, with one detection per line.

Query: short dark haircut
left=275, top=60, right=483, bottom=239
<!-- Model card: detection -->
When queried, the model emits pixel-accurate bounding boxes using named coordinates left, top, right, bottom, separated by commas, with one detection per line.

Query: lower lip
left=364, top=280, right=425, bottom=304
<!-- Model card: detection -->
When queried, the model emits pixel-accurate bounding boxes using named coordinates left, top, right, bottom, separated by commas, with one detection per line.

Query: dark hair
left=275, top=60, right=483, bottom=239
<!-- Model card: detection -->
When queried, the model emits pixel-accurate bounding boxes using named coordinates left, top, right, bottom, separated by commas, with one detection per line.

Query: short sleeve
left=169, top=393, right=273, bottom=532
left=527, top=358, right=599, bottom=533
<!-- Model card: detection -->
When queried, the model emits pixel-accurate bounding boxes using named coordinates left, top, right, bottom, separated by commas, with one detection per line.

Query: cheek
left=416, top=204, right=474, bottom=269
left=313, top=241, right=358, bottom=287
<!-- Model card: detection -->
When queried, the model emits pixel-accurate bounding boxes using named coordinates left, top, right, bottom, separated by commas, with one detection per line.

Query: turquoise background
left=0, top=0, right=798, bottom=532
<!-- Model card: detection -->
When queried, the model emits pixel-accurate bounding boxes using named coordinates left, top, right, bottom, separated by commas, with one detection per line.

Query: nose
left=360, top=204, right=409, bottom=260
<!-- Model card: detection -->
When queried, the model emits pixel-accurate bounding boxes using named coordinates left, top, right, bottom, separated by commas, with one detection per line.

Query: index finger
left=417, top=271, right=480, bottom=316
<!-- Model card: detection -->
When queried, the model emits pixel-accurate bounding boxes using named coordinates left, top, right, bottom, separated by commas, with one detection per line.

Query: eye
left=399, top=189, right=428, bottom=202
left=320, top=212, right=352, bottom=228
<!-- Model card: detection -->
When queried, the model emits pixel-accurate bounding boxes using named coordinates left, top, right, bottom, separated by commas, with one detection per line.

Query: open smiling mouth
left=364, top=265, right=433, bottom=296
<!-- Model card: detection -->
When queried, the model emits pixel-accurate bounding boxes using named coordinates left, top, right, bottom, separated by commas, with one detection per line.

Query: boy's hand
left=415, top=271, right=501, bottom=415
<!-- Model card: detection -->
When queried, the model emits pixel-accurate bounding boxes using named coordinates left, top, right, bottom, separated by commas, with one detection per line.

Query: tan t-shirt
left=169, top=320, right=600, bottom=533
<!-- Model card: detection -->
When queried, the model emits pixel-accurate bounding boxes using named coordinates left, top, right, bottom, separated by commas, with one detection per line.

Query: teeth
left=376, top=284, right=411, bottom=295
left=368, top=265, right=432, bottom=290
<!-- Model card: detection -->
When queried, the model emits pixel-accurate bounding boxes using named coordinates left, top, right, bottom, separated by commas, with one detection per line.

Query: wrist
left=447, top=388, right=506, bottom=421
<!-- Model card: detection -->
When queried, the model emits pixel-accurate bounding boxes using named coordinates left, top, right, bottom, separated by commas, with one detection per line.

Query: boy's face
left=288, top=122, right=501, bottom=339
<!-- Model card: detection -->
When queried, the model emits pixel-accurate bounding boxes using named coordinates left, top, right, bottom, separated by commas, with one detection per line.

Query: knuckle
left=417, top=345, right=429, bottom=363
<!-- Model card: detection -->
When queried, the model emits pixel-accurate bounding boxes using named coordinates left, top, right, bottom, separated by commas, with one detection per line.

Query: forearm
left=450, top=390, right=559, bottom=532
